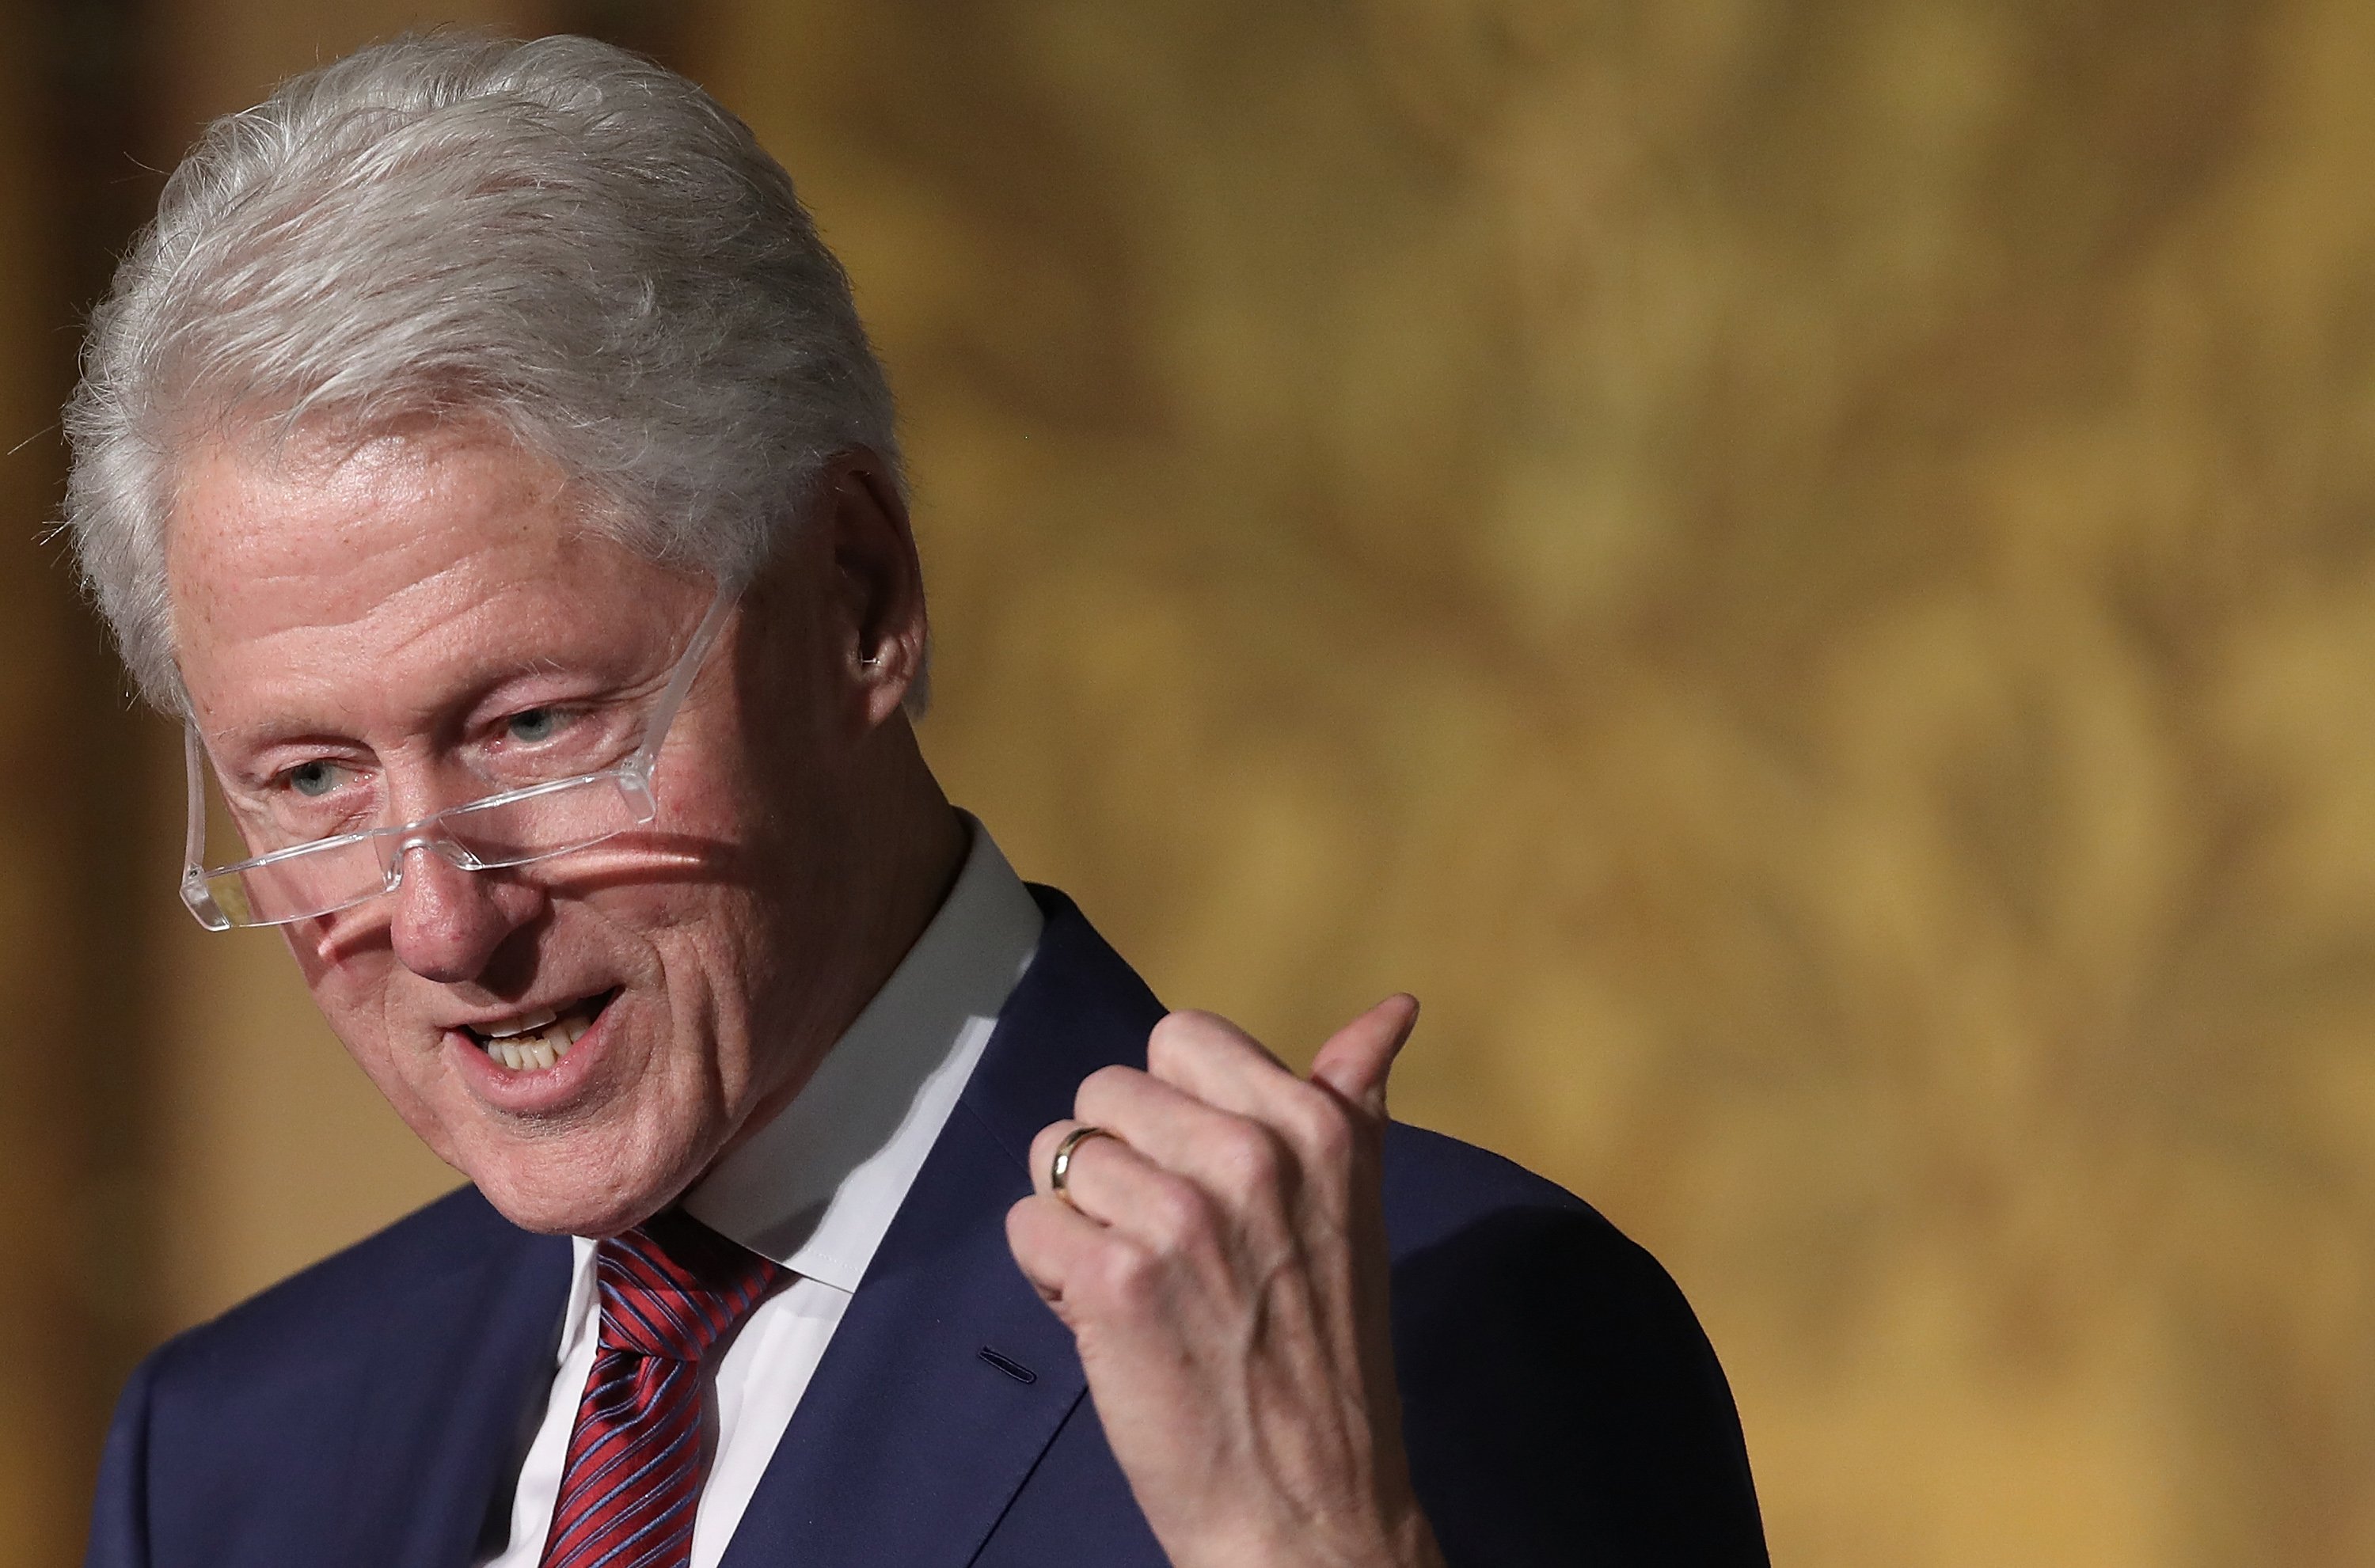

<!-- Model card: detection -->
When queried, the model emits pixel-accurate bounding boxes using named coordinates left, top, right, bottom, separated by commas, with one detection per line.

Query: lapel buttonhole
left=977, top=1346, right=1038, bottom=1384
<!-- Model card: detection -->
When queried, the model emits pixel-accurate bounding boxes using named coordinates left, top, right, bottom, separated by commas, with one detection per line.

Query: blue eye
left=506, top=707, right=565, bottom=743
left=287, top=761, right=341, bottom=798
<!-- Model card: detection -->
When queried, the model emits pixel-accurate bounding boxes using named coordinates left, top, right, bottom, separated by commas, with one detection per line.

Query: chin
left=458, top=1132, right=693, bottom=1239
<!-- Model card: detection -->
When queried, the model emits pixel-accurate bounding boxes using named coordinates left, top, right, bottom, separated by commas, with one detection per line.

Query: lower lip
left=449, top=1001, right=617, bottom=1112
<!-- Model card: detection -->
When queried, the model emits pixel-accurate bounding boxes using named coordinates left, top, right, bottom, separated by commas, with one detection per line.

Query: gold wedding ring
left=1048, top=1124, right=1119, bottom=1206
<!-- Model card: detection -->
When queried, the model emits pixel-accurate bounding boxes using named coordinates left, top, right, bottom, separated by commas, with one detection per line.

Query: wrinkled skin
left=167, top=420, right=961, bottom=1238
left=1008, top=999, right=1448, bottom=1568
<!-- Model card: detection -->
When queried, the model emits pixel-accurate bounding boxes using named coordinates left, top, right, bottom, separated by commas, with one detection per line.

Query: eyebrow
left=208, top=656, right=626, bottom=751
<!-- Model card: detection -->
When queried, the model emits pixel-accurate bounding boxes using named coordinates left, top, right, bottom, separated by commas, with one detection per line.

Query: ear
left=815, top=448, right=928, bottom=731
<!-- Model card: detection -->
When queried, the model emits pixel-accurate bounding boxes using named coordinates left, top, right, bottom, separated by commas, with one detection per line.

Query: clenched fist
left=1005, top=997, right=1446, bottom=1568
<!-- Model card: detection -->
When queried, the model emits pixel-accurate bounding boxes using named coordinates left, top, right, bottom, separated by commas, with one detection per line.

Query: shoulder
left=1379, top=1122, right=1693, bottom=1350
left=142, top=1184, right=546, bottom=1395
left=1378, top=1120, right=1587, bottom=1251
left=1379, top=1121, right=1690, bottom=1364
left=1378, top=1120, right=1704, bottom=1372
left=97, top=1188, right=572, bottom=1564
left=1378, top=1123, right=1769, bottom=1564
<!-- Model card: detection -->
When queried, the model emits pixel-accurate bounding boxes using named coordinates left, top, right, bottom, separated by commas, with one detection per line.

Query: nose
left=386, top=841, right=545, bottom=984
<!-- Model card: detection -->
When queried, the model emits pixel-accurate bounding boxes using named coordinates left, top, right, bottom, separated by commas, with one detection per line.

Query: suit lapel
left=720, top=888, right=1163, bottom=1566
left=330, top=1215, right=572, bottom=1566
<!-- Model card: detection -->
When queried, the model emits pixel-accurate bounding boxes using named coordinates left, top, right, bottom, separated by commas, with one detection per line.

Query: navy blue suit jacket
left=87, top=889, right=1766, bottom=1566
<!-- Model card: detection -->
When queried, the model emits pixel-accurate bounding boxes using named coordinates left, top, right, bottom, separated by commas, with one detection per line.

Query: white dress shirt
left=480, top=821, right=1044, bottom=1568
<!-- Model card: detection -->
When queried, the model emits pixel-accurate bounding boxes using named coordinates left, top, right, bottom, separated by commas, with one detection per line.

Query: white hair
left=63, top=32, right=904, bottom=711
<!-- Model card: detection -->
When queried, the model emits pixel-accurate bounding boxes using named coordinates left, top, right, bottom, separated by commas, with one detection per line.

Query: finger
left=1139, top=1012, right=1377, bottom=1171
left=1076, top=1064, right=1249, bottom=1169
left=1308, top=993, right=1419, bottom=1118
left=1005, top=1190, right=1111, bottom=1312
left=1028, top=1114, right=1157, bottom=1212
left=1028, top=1114, right=1212, bottom=1242
left=1142, top=1009, right=1299, bottom=1121
left=1075, top=1065, right=1298, bottom=1212
left=1029, top=1117, right=1128, bottom=1202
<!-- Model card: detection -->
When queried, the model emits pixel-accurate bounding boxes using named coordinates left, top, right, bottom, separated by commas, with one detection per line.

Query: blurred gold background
left=6, top=0, right=2375, bottom=1562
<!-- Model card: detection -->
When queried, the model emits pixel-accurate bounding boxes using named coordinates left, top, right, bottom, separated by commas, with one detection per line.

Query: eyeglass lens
left=202, top=773, right=650, bottom=927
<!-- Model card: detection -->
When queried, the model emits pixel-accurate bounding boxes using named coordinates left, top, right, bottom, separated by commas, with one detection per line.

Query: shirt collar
left=677, top=814, right=1043, bottom=1292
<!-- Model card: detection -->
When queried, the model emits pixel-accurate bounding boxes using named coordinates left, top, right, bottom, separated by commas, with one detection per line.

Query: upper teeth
left=483, top=1007, right=559, bottom=1038
left=477, top=1005, right=595, bottom=1072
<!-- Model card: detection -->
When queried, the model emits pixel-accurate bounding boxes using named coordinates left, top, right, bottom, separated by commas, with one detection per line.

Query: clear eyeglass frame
left=180, top=581, right=743, bottom=932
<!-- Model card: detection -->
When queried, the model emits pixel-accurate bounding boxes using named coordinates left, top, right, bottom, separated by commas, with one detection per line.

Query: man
left=69, top=32, right=1765, bottom=1568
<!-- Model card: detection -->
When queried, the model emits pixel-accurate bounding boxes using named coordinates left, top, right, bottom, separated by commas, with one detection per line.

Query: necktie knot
left=594, top=1209, right=781, bottom=1361
left=538, top=1211, right=778, bottom=1568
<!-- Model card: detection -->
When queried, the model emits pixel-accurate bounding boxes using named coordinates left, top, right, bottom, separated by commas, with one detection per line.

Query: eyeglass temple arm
left=179, top=722, right=237, bottom=929
left=182, top=723, right=211, bottom=883
left=624, top=581, right=743, bottom=784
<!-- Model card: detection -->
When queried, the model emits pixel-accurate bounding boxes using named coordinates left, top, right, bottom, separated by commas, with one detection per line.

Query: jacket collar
left=716, top=885, right=1162, bottom=1567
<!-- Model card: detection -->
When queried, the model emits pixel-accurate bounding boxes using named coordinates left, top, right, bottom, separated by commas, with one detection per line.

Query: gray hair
left=63, top=32, right=903, bottom=712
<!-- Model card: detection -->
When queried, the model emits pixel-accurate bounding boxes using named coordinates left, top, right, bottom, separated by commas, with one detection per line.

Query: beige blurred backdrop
left=6, top=0, right=2375, bottom=1563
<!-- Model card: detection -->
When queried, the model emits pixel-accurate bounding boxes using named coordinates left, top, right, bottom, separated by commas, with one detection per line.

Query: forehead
left=167, top=423, right=707, bottom=733
left=171, top=422, right=572, bottom=621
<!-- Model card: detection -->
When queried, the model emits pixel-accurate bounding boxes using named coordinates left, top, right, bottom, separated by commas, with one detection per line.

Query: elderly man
left=69, top=32, right=1764, bottom=1568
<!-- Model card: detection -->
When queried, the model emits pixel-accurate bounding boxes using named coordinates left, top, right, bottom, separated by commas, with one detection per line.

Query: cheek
left=617, top=888, right=792, bottom=1099
left=284, top=935, right=386, bottom=1038
left=312, top=975, right=427, bottom=1091
left=308, top=980, right=463, bottom=1152
left=644, top=890, right=767, bottom=1027
left=279, top=939, right=447, bottom=1103
left=653, top=736, right=775, bottom=845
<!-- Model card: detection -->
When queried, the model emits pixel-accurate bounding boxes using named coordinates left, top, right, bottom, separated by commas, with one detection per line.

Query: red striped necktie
left=536, top=1209, right=782, bottom=1568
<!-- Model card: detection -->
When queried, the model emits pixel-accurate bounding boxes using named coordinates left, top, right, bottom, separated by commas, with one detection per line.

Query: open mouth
left=465, top=989, right=619, bottom=1072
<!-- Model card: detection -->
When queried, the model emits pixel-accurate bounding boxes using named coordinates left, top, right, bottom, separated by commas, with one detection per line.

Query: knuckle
left=1141, top=1174, right=1215, bottom=1254
left=1147, top=1008, right=1234, bottom=1073
left=1280, top=1081, right=1354, bottom=1161
left=1096, top=1238, right=1163, bottom=1312
left=1074, top=1065, right=1139, bottom=1122
left=1210, top=1120, right=1286, bottom=1202
left=1145, top=1011, right=1202, bottom=1073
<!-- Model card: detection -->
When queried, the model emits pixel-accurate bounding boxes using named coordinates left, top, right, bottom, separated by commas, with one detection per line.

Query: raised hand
left=1005, top=997, right=1446, bottom=1568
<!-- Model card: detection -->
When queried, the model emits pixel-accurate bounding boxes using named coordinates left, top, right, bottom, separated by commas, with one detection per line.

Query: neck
left=717, top=723, right=967, bottom=1165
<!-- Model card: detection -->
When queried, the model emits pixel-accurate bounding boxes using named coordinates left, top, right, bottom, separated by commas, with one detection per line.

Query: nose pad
left=377, top=828, right=489, bottom=889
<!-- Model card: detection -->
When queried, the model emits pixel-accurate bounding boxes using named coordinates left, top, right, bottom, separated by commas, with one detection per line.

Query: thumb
left=1309, top=993, right=1420, bottom=1118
